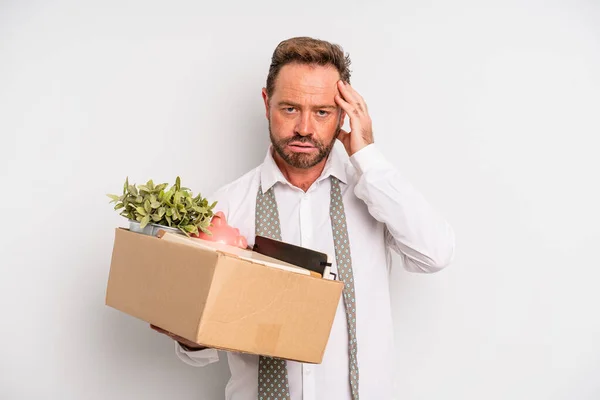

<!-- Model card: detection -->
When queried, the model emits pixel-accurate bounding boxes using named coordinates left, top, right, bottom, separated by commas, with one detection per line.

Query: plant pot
left=128, top=220, right=184, bottom=237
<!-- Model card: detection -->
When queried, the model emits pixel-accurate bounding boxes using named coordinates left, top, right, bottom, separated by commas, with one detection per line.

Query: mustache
left=282, top=135, right=320, bottom=147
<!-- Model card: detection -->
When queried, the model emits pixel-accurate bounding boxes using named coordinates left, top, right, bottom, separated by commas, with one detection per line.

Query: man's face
left=262, top=63, right=345, bottom=169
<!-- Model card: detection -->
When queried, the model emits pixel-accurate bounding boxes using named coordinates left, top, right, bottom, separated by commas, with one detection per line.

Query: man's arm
left=334, top=79, right=454, bottom=273
left=351, top=144, right=455, bottom=273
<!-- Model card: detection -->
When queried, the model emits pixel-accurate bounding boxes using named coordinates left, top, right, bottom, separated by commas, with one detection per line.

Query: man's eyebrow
left=314, top=104, right=338, bottom=110
left=277, top=100, right=338, bottom=110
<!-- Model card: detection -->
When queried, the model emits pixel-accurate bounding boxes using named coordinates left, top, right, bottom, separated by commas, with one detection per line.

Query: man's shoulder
left=208, top=165, right=261, bottom=214
left=211, top=166, right=259, bottom=196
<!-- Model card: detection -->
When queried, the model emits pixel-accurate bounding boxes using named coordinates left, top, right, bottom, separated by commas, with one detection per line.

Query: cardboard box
left=105, top=228, right=344, bottom=363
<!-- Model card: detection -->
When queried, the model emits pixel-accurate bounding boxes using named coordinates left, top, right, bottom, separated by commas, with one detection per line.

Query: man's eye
left=284, top=107, right=296, bottom=113
left=317, top=110, right=329, bottom=117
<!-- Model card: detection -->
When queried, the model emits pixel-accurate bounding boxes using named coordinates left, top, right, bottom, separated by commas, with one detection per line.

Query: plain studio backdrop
left=1, top=1, right=599, bottom=399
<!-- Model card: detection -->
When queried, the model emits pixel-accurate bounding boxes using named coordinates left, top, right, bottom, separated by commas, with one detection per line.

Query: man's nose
left=295, top=112, right=314, bottom=137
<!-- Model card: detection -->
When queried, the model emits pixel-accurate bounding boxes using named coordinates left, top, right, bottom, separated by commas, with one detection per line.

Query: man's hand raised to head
left=150, top=324, right=207, bottom=351
left=334, top=80, right=375, bottom=157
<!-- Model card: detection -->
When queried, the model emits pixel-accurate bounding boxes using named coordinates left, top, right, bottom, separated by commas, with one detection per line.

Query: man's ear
left=261, top=88, right=270, bottom=119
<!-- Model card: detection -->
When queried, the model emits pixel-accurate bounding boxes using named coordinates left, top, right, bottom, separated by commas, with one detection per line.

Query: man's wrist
left=350, top=143, right=393, bottom=175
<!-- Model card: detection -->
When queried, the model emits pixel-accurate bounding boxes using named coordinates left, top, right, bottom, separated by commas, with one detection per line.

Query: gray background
left=1, top=1, right=599, bottom=399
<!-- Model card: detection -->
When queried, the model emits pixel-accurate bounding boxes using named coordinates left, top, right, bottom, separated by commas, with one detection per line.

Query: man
left=152, top=36, right=455, bottom=400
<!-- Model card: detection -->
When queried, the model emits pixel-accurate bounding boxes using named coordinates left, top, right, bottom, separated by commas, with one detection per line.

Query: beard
left=269, top=120, right=340, bottom=169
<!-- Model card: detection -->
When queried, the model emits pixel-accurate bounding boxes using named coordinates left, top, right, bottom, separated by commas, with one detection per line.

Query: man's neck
left=272, top=150, right=327, bottom=192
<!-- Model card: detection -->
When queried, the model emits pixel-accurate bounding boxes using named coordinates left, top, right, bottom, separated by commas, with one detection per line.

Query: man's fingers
left=337, top=81, right=368, bottom=113
left=150, top=324, right=166, bottom=334
left=336, top=91, right=364, bottom=118
left=150, top=324, right=205, bottom=349
left=335, top=94, right=357, bottom=118
left=337, top=80, right=359, bottom=105
left=334, top=94, right=350, bottom=113
left=150, top=324, right=177, bottom=339
left=349, top=87, right=368, bottom=113
left=342, top=82, right=365, bottom=103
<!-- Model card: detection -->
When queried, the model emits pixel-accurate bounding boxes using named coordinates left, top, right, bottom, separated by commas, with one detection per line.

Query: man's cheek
left=271, top=117, right=288, bottom=132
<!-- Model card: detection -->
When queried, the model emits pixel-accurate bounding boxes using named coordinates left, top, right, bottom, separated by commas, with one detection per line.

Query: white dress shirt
left=175, top=142, right=455, bottom=400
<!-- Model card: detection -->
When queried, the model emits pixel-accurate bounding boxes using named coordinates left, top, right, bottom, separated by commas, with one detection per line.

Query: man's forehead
left=273, top=64, right=340, bottom=101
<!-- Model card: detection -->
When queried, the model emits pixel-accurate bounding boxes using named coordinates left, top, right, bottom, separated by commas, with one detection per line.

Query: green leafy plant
left=107, top=176, right=216, bottom=236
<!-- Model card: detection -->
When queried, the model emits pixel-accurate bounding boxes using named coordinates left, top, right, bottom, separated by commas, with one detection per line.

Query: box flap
left=158, top=231, right=318, bottom=277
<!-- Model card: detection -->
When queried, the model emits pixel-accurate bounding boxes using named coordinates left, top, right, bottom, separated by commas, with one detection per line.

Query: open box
left=105, top=228, right=344, bottom=363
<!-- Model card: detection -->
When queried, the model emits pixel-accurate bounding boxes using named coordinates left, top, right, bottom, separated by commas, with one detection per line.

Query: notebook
left=252, top=235, right=335, bottom=280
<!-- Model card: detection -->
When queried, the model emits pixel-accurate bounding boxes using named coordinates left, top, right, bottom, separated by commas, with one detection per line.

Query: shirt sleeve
left=175, top=341, right=220, bottom=367
left=350, top=144, right=455, bottom=273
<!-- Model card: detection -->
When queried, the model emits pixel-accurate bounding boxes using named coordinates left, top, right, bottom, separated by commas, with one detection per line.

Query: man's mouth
left=288, top=142, right=317, bottom=152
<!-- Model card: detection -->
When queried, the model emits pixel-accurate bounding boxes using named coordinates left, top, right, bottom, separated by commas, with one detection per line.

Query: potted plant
left=107, top=176, right=216, bottom=237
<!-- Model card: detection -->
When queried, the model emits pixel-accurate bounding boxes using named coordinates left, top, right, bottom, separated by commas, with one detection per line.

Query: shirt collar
left=260, top=143, right=348, bottom=191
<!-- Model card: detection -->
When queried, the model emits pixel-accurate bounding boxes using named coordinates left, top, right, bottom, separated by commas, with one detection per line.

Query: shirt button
left=305, top=367, right=312, bottom=375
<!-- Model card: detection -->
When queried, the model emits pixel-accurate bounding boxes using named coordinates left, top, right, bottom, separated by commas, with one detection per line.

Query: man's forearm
left=351, top=144, right=455, bottom=271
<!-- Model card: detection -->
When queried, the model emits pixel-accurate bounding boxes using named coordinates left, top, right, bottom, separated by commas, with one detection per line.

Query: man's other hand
left=150, top=324, right=207, bottom=351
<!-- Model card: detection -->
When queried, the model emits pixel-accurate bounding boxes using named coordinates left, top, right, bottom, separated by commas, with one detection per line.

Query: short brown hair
left=265, top=36, right=352, bottom=97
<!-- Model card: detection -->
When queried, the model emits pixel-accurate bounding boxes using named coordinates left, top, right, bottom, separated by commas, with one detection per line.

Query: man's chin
left=284, top=152, right=322, bottom=169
